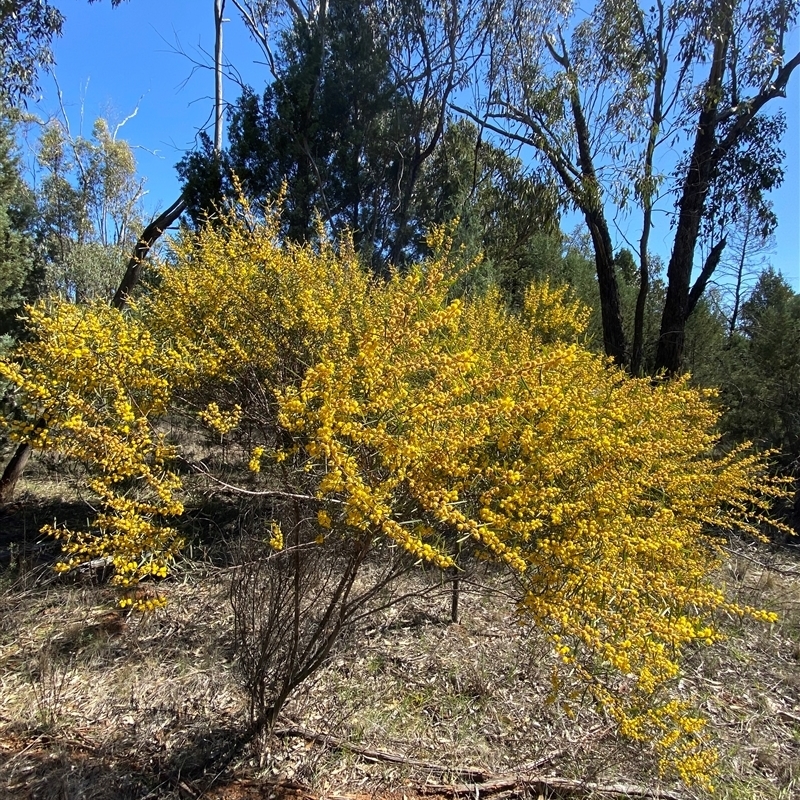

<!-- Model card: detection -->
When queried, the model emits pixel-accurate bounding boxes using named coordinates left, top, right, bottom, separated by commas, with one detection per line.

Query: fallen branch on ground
left=272, top=724, right=493, bottom=781
left=272, top=724, right=685, bottom=800
left=417, top=776, right=686, bottom=799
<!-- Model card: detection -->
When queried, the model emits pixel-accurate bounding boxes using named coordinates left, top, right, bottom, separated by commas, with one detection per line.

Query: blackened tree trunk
left=111, top=196, right=187, bottom=308
left=655, top=33, right=728, bottom=375
left=0, top=439, right=32, bottom=504
left=686, top=236, right=727, bottom=318
left=545, top=32, right=627, bottom=365
left=655, top=32, right=800, bottom=374
left=586, top=206, right=626, bottom=365
left=551, top=33, right=626, bottom=365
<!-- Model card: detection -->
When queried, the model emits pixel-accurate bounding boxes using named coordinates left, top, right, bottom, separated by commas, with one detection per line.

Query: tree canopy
left=177, top=0, right=562, bottom=274
left=457, top=0, right=799, bottom=373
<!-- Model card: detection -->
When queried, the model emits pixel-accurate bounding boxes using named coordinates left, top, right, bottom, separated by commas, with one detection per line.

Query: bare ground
left=0, top=477, right=799, bottom=800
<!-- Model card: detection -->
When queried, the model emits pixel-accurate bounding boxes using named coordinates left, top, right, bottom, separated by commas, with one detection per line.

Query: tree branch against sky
left=220, top=0, right=497, bottom=263
left=461, top=0, right=799, bottom=374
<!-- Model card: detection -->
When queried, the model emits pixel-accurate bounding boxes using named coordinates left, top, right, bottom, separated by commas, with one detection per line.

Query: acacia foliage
left=0, top=204, right=789, bottom=784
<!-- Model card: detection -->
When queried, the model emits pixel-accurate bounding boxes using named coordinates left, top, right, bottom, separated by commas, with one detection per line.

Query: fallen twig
left=418, top=775, right=686, bottom=799
left=272, top=724, right=491, bottom=781
left=273, top=725, right=683, bottom=799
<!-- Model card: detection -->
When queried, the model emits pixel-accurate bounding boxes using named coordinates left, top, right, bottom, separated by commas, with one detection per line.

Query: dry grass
left=1, top=486, right=799, bottom=799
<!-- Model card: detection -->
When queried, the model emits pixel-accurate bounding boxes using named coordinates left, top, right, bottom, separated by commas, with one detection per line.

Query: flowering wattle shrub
left=0, top=202, right=788, bottom=785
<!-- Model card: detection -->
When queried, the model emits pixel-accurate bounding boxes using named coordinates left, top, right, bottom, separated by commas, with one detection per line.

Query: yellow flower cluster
left=1, top=200, right=790, bottom=787
left=0, top=301, right=184, bottom=601
left=267, top=521, right=284, bottom=551
left=198, top=402, right=242, bottom=435
left=248, top=446, right=266, bottom=472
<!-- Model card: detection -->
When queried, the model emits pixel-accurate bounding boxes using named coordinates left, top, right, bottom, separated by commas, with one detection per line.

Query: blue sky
left=29, top=0, right=800, bottom=288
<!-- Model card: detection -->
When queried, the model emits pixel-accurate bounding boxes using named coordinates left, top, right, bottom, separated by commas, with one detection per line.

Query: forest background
left=23, top=0, right=800, bottom=285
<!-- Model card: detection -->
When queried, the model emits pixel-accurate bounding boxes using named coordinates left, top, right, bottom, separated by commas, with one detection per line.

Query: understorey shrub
left=0, top=199, right=790, bottom=786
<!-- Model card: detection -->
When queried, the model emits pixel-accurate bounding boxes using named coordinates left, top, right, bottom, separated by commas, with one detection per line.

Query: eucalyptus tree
left=35, top=117, right=146, bottom=302
left=458, top=0, right=799, bottom=374
left=0, top=0, right=64, bottom=108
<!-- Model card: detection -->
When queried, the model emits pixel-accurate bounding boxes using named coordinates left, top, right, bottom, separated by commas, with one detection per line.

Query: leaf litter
left=0, top=527, right=798, bottom=800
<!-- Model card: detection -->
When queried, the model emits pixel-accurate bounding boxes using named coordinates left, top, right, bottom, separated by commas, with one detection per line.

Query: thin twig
left=272, top=724, right=491, bottom=781
left=184, top=459, right=342, bottom=504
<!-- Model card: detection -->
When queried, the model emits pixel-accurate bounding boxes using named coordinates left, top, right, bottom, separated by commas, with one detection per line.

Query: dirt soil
left=0, top=482, right=799, bottom=800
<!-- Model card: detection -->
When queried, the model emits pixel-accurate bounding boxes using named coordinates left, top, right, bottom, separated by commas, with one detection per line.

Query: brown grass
left=1, top=485, right=799, bottom=800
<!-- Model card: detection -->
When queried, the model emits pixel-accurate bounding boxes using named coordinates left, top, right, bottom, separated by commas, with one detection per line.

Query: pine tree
left=0, top=110, right=39, bottom=343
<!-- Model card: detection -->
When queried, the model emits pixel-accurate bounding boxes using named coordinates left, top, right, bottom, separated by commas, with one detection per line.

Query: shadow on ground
left=0, top=720, right=310, bottom=800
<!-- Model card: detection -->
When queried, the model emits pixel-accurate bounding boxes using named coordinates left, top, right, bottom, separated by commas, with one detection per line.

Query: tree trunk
left=586, top=207, right=626, bottom=366
left=630, top=253, right=649, bottom=376
left=558, top=39, right=626, bottom=367
left=655, top=33, right=729, bottom=375
left=214, top=0, right=225, bottom=153
left=112, top=196, right=187, bottom=309
left=656, top=233, right=695, bottom=375
left=728, top=224, right=749, bottom=341
left=686, top=236, right=727, bottom=318
left=0, top=436, right=33, bottom=504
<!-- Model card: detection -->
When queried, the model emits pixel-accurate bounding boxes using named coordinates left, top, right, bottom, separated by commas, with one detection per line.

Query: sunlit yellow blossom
left=249, top=446, right=265, bottom=472
left=199, top=402, right=241, bottom=435
left=267, top=521, right=284, bottom=551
